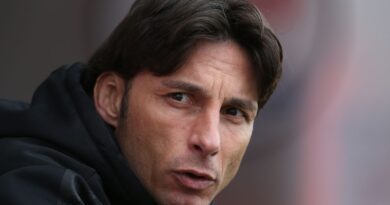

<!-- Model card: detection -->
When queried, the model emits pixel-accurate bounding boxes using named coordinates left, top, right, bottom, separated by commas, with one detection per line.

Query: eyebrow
left=225, top=98, right=258, bottom=116
left=161, top=79, right=205, bottom=94
left=161, top=79, right=258, bottom=114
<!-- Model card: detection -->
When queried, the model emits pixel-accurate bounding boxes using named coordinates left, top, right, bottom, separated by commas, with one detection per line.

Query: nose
left=189, top=109, right=221, bottom=157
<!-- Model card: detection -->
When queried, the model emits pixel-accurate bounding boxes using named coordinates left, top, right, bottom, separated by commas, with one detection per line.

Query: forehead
left=169, top=40, right=258, bottom=101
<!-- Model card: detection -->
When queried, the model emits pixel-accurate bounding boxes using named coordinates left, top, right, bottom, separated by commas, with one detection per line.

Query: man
left=0, top=0, right=282, bottom=204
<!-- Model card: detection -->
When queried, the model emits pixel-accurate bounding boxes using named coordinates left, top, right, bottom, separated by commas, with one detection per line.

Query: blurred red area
left=250, top=0, right=304, bottom=31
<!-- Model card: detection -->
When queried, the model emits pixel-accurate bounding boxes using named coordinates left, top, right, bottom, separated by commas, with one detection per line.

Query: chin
left=154, top=190, right=213, bottom=205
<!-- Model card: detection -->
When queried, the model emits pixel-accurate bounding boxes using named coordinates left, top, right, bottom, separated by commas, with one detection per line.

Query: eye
left=223, top=107, right=245, bottom=117
left=221, top=107, right=251, bottom=124
left=169, top=92, right=191, bottom=103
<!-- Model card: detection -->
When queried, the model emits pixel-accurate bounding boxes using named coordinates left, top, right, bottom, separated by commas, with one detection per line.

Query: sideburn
left=118, top=80, right=132, bottom=130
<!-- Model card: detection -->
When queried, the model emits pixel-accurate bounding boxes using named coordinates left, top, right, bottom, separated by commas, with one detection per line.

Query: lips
left=173, top=169, right=216, bottom=190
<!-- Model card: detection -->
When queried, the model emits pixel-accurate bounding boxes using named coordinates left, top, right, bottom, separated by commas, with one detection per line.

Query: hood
left=0, top=63, right=156, bottom=204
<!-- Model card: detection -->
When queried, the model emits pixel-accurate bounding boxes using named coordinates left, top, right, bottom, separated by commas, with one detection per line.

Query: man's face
left=116, top=41, right=258, bottom=205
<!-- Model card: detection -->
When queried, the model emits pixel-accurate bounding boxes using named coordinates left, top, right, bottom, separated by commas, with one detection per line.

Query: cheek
left=117, top=96, right=188, bottom=188
left=219, top=125, right=253, bottom=187
left=221, top=124, right=253, bottom=159
left=126, top=95, right=190, bottom=162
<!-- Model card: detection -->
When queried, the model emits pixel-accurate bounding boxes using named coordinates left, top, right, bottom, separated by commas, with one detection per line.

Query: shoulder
left=0, top=137, right=92, bottom=174
left=0, top=99, right=29, bottom=112
left=0, top=165, right=106, bottom=204
left=0, top=137, right=109, bottom=204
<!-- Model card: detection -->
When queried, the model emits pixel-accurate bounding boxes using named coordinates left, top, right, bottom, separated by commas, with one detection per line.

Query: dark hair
left=84, top=0, right=283, bottom=108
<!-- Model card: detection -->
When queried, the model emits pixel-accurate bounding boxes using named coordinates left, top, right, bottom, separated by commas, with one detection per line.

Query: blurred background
left=0, top=0, right=389, bottom=205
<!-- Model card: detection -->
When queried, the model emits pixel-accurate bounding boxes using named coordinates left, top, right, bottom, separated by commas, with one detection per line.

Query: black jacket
left=0, top=63, right=157, bottom=204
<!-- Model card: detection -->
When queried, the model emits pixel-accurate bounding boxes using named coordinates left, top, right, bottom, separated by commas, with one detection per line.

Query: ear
left=93, top=72, right=126, bottom=128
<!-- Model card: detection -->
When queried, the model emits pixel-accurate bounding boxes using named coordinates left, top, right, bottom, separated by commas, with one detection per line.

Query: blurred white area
left=295, top=0, right=390, bottom=205
left=342, top=0, right=390, bottom=205
left=252, top=0, right=390, bottom=205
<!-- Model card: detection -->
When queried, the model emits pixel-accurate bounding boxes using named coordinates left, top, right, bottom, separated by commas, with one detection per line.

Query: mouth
left=173, top=169, right=216, bottom=191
